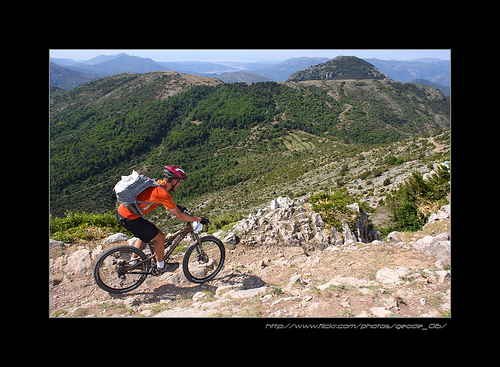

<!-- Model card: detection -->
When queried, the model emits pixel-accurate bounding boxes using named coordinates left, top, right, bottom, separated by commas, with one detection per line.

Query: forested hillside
left=50, top=71, right=449, bottom=216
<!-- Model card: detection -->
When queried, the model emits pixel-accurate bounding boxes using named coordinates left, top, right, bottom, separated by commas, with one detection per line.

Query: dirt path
left=338, top=103, right=353, bottom=125
left=50, top=223, right=450, bottom=318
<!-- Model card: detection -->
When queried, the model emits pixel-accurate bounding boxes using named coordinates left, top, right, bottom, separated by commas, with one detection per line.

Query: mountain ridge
left=50, top=53, right=450, bottom=89
left=50, top=71, right=222, bottom=117
left=287, top=56, right=389, bottom=82
left=54, top=53, right=170, bottom=80
left=410, top=79, right=450, bottom=96
left=253, top=57, right=330, bottom=81
left=49, top=62, right=96, bottom=90
left=365, top=58, right=450, bottom=86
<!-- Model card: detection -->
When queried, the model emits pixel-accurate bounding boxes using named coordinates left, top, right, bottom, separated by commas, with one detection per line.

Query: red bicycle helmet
left=164, top=166, right=187, bottom=180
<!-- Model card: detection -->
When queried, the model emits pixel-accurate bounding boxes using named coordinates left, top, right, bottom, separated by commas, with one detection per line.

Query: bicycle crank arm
left=126, top=257, right=154, bottom=271
left=126, top=270, right=151, bottom=275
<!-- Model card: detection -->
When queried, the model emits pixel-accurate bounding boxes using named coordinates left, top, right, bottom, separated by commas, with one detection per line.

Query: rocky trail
left=49, top=196, right=450, bottom=318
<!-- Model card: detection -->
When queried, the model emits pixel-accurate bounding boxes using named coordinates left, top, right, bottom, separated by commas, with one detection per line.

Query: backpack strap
left=136, top=200, right=161, bottom=211
left=130, top=184, right=169, bottom=216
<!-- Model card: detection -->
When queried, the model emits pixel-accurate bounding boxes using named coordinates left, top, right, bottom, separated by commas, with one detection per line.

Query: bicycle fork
left=191, top=232, right=208, bottom=263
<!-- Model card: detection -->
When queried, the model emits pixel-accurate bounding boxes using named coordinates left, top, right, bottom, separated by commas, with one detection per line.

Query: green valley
left=49, top=69, right=450, bottom=226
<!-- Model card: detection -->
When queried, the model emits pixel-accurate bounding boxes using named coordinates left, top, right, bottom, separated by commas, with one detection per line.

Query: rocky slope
left=188, top=129, right=450, bottom=223
left=49, top=196, right=450, bottom=318
left=287, top=56, right=389, bottom=82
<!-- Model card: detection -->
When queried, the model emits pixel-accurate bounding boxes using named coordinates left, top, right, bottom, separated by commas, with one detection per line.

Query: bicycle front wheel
left=183, top=236, right=225, bottom=283
left=93, top=245, right=150, bottom=294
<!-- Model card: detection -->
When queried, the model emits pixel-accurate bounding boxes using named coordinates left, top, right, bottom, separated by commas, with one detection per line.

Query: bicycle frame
left=126, top=222, right=202, bottom=275
left=159, top=222, right=199, bottom=260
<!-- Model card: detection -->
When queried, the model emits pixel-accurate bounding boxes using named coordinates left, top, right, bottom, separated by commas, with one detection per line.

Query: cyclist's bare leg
left=130, top=238, right=146, bottom=260
left=133, top=239, right=146, bottom=251
left=152, top=231, right=166, bottom=263
left=129, top=232, right=164, bottom=262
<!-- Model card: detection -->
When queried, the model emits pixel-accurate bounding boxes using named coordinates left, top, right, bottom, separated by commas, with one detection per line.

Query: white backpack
left=114, top=170, right=167, bottom=216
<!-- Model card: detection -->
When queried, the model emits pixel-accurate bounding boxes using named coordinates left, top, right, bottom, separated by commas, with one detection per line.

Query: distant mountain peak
left=83, top=53, right=124, bottom=65
left=287, top=56, right=389, bottom=82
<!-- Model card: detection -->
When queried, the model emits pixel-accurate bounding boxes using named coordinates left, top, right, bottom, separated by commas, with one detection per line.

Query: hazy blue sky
left=50, top=49, right=451, bottom=63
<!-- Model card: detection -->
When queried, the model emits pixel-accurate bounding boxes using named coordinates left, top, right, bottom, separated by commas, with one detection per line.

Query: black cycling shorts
left=117, top=213, right=160, bottom=243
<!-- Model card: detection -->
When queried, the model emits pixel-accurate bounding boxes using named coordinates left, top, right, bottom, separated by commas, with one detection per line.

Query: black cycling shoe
left=152, top=262, right=179, bottom=276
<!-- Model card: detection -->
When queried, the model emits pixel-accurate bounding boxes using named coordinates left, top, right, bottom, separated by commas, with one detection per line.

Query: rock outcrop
left=217, top=196, right=380, bottom=254
left=387, top=204, right=451, bottom=265
left=423, top=204, right=450, bottom=229
left=287, top=56, right=389, bottom=82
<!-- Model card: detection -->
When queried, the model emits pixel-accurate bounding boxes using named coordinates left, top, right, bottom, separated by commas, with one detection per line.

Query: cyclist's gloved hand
left=200, top=217, right=210, bottom=225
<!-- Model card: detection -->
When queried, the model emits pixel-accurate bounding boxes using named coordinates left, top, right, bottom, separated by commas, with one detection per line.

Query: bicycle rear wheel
left=93, top=245, right=150, bottom=294
left=183, top=236, right=225, bottom=283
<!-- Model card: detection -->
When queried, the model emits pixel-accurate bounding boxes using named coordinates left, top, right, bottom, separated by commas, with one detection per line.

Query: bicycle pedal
left=151, top=265, right=160, bottom=276
left=152, top=263, right=179, bottom=276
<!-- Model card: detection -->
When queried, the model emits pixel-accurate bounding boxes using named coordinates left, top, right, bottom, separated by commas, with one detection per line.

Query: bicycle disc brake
left=197, top=252, right=209, bottom=263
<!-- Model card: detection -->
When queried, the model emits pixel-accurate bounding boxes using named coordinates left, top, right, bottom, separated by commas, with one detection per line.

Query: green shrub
left=385, top=155, right=404, bottom=166
left=386, top=165, right=450, bottom=232
left=50, top=211, right=131, bottom=243
left=309, top=188, right=359, bottom=232
left=50, top=211, right=118, bottom=233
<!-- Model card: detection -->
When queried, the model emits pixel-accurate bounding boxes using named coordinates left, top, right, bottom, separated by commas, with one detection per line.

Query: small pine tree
left=386, top=166, right=450, bottom=232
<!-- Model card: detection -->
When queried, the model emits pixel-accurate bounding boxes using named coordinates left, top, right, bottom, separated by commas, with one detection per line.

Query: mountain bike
left=93, top=208, right=225, bottom=294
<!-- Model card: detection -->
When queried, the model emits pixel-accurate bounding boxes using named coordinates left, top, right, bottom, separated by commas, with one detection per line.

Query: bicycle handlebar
left=177, top=204, right=208, bottom=226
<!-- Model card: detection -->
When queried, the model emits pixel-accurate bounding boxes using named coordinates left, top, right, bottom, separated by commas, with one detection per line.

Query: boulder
left=387, top=231, right=402, bottom=243
left=215, top=283, right=244, bottom=297
left=49, top=239, right=70, bottom=248
left=225, top=286, right=268, bottom=300
left=427, top=209, right=449, bottom=224
left=91, top=245, right=104, bottom=261
left=221, top=232, right=240, bottom=247
left=64, top=249, right=91, bottom=275
left=375, top=266, right=411, bottom=284
left=102, top=233, right=129, bottom=245
left=412, top=234, right=450, bottom=263
left=127, top=237, right=138, bottom=246
left=423, top=204, right=450, bottom=229
left=192, top=292, right=208, bottom=302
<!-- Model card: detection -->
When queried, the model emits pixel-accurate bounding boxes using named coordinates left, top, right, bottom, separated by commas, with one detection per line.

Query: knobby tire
left=93, top=245, right=150, bottom=294
left=182, top=236, right=225, bottom=283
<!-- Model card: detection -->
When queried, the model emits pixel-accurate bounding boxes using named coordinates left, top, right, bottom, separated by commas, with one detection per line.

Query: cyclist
left=116, top=165, right=209, bottom=274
